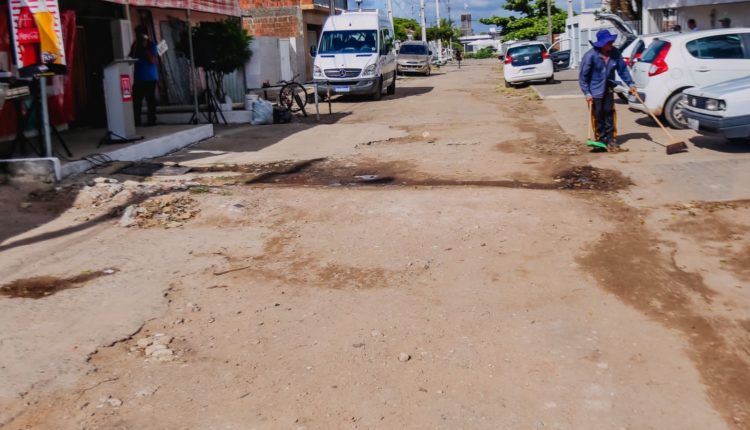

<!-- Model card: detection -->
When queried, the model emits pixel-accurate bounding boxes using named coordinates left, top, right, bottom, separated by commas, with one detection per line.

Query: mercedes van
left=312, top=9, right=396, bottom=100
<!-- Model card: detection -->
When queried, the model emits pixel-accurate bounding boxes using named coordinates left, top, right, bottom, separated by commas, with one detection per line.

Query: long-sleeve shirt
left=579, top=47, right=634, bottom=98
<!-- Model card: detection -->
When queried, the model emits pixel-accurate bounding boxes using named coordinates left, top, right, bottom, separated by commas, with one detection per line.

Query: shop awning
left=104, top=0, right=240, bottom=17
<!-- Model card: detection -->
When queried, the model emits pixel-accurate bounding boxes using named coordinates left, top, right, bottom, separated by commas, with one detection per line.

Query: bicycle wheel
left=278, top=82, right=308, bottom=112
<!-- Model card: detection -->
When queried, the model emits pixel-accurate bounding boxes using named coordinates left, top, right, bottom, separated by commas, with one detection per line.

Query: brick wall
left=241, top=0, right=302, bottom=38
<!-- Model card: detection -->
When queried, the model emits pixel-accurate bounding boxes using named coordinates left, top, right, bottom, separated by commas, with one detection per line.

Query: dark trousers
left=133, top=80, right=157, bottom=126
left=592, top=89, right=616, bottom=145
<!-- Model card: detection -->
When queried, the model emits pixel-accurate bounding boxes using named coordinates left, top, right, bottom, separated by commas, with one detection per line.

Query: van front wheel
left=372, top=78, right=383, bottom=101
left=386, top=76, right=396, bottom=95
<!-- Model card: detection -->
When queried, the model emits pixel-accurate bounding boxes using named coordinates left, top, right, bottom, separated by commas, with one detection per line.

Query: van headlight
left=314, top=66, right=323, bottom=78
left=362, top=64, right=378, bottom=77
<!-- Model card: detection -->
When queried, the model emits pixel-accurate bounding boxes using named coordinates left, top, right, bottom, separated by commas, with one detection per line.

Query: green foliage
left=464, top=47, right=495, bottom=59
left=426, top=18, right=462, bottom=43
left=478, top=0, right=566, bottom=42
left=394, top=17, right=421, bottom=41
left=192, top=19, right=252, bottom=101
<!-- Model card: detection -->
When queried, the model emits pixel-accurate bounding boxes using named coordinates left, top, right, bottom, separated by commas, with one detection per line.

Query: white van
left=312, top=9, right=396, bottom=100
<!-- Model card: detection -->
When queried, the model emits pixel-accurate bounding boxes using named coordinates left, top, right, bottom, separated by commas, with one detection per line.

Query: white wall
left=245, top=36, right=305, bottom=90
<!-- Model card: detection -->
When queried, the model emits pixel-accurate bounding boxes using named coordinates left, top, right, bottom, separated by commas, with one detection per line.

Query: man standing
left=129, top=25, right=158, bottom=127
left=687, top=19, right=699, bottom=31
left=579, top=29, right=637, bottom=152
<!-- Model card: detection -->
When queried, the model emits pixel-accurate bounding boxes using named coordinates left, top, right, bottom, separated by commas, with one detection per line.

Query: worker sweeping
left=579, top=29, right=638, bottom=153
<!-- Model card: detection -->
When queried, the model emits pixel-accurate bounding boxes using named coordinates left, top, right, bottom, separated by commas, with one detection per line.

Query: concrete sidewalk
left=544, top=96, right=750, bottom=204
left=532, top=69, right=582, bottom=100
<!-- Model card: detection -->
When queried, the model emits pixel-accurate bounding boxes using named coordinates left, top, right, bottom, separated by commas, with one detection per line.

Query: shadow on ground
left=691, top=135, right=750, bottom=153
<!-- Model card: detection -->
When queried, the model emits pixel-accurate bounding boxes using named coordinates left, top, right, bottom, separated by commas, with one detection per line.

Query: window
left=686, top=34, right=744, bottom=59
left=399, top=44, right=428, bottom=55
left=318, top=30, right=378, bottom=54
left=507, top=44, right=544, bottom=57
left=641, top=40, right=669, bottom=63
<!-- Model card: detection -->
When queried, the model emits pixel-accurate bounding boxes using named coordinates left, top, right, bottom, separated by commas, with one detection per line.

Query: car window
left=633, top=40, right=645, bottom=56
left=507, top=45, right=543, bottom=57
left=686, top=34, right=744, bottom=59
left=319, top=30, right=378, bottom=54
left=640, top=40, right=669, bottom=63
left=399, top=44, right=428, bottom=55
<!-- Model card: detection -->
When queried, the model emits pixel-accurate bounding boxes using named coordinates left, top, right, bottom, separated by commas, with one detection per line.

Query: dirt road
left=1, top=60, right=749, bottom=429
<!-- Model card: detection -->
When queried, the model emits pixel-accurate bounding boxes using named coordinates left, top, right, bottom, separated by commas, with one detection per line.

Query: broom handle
left=633, top=92, right=679, bottom=145
left=587, top=100, right=593, bottom=140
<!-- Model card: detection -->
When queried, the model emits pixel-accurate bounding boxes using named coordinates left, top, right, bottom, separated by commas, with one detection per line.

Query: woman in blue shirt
left=129, top=26, right=159, bottom=127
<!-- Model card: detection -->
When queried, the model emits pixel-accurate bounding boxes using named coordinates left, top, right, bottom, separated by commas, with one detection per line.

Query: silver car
left=397, top=41, right=432, bottom=76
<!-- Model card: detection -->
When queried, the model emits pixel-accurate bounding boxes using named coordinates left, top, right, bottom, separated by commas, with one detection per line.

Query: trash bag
left=251, top=99, right=273, bottom=125
left=273, top=106, right=292, bottom=124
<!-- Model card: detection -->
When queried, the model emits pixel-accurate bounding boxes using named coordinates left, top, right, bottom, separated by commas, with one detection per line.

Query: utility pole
left=435, top=0, right=442, bottom=62
left=420, top=0, right=427, bottom=41
left=329, top=0, right=335, bottom=15
left=547, top=0, right=552, bottom=43
left=387, top=0, right=394, bottom=28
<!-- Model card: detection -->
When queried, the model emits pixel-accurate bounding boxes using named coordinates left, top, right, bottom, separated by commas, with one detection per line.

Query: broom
left=586, top=101, right=607, bottom=149
left=632, top=92, right=688, bottom=155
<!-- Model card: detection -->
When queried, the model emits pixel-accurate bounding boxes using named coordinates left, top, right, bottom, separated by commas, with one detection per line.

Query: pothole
left=0, top=269, right=118, bottom=299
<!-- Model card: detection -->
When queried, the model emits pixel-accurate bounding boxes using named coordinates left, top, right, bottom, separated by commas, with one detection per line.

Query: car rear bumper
left=314, top=78, right=378, bottom=95
left=683, top=109, right=750, bottom=139
left=506, top=71, right=553, bottom=83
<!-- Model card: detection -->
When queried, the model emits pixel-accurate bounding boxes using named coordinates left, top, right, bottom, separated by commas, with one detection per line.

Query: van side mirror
left=310, top=46, right=317, bottom=57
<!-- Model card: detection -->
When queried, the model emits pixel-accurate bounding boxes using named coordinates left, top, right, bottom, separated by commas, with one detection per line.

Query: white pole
left=187, top=3, right=200, bottom=123
left=547, top=0, right=552, bottom=43
left=39, top=77, right=52, bottom=157
left=420, top=0, right=427, bottom=41
left=386, top=0, right=394, bottom=29
left=435, top=0, right=442, bottom=61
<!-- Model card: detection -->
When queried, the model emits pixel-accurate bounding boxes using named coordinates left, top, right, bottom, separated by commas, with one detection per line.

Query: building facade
left=641, top=0, right=750, bottom=33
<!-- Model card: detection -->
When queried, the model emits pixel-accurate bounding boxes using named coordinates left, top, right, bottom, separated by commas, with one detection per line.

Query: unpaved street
left=1, top=60, right=749, bottom=429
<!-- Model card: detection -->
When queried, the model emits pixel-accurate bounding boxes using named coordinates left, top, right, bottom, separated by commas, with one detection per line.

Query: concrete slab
left=532, top=69, right=583, bottom=100
left=61, top=124, right=213, bottom=178
left=0, top=157, right=61, bottom=184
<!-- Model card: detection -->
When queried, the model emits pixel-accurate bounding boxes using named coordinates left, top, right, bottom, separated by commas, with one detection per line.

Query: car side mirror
left=310, top=46, right=317, bottom=57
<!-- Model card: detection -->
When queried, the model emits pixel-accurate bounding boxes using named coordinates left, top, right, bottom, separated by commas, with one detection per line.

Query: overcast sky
left=360, top=0, right=603, bottom=33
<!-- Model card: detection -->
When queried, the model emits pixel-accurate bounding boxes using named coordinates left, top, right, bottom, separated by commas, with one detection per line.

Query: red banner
left=120, top=74, right=132, bottom=102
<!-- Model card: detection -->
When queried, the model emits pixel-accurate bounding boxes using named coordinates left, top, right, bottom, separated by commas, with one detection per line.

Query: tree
left=191, top=19, right=252, bottom=102
left=479, top=0, right=566, bottom=42
left=426, top=19, right=461, bottom=43
left=394, top=17, right=421, bottom=41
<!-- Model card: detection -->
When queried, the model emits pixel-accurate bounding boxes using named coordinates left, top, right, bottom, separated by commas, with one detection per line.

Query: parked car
left=628, top=28, right=750, bottom=128
left=312, top=9, right=396, bottom=101
left=503, top=41, right=554, bottom=87
left=397, top=41, right=432, bottom=75
left=683, top=76, right=750, bottom=141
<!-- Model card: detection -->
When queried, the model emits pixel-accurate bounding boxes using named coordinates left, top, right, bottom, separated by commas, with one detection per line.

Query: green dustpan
left=586, top=139, right=607, bottom=149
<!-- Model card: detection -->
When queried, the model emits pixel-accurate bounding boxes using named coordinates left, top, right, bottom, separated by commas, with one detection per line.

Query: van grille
left=324, top=68, right=362, bottom=78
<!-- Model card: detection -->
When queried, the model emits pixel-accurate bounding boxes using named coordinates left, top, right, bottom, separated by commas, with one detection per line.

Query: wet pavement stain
left=0, top=269, right=118, bottom=299
left=191, top=159, right=631, bottom=192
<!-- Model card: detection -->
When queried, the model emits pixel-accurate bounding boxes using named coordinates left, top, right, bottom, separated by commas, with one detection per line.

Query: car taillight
left=542, top=51, right=550, bottom=59
left=623, top=57, right=630, bottom=66
left=648, top=42, right=671, bottom=77
left=504, top=56, right=512, bottom=64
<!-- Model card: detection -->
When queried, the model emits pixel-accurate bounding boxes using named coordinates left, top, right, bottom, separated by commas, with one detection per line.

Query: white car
left=628, top=28, right=750, bottom=129
left=683, top=76, right=750, bottom=141
left=503, top=41, right=554, bottom=87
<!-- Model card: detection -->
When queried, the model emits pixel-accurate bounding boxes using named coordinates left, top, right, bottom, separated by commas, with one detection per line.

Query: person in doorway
left=687, top=19, right=699, bottom=31
left=672, top=24, right=682, bottom=32
left=579, top=29, right=638, bottom=153
left=129, top=25, right=159, bottom=127
left=455, top=48, right=462, bottom=69
left=719, top=17, right=731, bottom=28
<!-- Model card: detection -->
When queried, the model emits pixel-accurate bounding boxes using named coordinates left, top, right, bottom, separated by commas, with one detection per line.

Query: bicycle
left=277, top=74, right=308, bottom=115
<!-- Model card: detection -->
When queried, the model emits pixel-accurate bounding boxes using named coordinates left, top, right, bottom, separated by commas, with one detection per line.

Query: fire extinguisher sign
left=9, top=0, right=67, bottom=71
left=120, top=75, right=133, bottom=102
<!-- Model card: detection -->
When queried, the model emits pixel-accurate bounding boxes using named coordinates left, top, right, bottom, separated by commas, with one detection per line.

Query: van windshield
left=399, top=44, right=428, bottom=55
left=319, top=30, right=378, bottom=54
